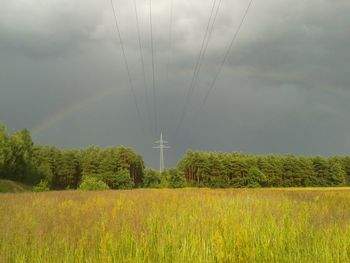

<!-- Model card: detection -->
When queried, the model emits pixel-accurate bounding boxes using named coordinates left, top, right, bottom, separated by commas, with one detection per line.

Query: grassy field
left=1, top=188, right=350, bottom=262
left=0, top=179, right=32, bottom=193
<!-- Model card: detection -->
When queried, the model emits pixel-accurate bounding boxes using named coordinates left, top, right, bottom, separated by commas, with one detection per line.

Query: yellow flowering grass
left=1, top=188, right=350, bottom=262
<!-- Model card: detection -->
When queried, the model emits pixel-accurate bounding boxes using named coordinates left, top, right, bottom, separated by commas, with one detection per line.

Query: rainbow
left=31, top=89, right=117, bottom=136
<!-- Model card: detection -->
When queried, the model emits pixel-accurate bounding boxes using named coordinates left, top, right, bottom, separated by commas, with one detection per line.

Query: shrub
left=159, top=171, right=170, bottom=188
left=100, top=170, right=134, bottom=189
left=143, top=168, right=161, bottom=188
left=208, top=174, right=230, bottom=188
left=168, top=169, right=186, bottom=188
left=114, top=170, right=134, bottom=189
left=100, top=172, right=118, bottom=189
left=33, top=180, right=50, bottom=192
left=79, top=177, right=109, bottom=191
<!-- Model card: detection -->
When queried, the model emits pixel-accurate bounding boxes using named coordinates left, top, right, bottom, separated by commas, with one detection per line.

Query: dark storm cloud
left=0, top=0, right=350, bottom=167
left=0, top=0, right=106, bottom=57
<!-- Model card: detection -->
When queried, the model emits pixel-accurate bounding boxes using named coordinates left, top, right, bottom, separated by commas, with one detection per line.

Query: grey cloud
left=0, top=0, right=350, bottom=167
left=0, top=0, right=106, bottom=57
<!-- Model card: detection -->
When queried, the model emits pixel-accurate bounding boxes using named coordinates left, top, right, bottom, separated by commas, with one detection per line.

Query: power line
left=164, top=0, right=174, bottom=82
left=184, top=0, right=254, bottom=140
left=109, top=0, right=144, bottom=132
left=194, top=0, right=223, bottom=85
left=172, top=0, right=221, bottom=140
left=198, top=0, right=223, bottom=77
left=133, top=0, right=152, bottom=136
left=149, top=0, right=158, bottom=137
left=199, top=0, right=254, bottom=112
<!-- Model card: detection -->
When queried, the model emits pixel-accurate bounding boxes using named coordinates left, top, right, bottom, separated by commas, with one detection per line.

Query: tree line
left=178, top=151, right=350, bottom=188
left=1, top=123, right=350, bottom=190
left=0, top=123, right=144, bottom=190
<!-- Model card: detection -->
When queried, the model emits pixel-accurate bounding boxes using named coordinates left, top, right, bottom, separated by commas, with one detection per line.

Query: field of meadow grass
left=1, top=188, right=350, bottom=263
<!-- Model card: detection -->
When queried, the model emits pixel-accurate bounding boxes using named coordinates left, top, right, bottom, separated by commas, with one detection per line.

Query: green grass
left=0, top=179, right=32, bottom=193
left=1, top=188, right=350, bottom=262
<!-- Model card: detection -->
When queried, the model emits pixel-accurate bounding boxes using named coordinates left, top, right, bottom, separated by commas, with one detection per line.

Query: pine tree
left=329, top=162, right=346, bottom=186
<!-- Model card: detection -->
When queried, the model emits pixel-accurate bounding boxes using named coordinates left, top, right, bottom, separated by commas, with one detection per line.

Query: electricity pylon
left=153, top=133, right=170, bottom=173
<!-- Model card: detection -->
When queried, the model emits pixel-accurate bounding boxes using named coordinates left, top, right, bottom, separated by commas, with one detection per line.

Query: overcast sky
left=1, top=0, right=350, bottom=168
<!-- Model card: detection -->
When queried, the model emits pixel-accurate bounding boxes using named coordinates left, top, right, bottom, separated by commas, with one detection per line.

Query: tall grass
left=1, top=188, right=350, bottom=262
left=0, top=180, right=31, bottom=193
